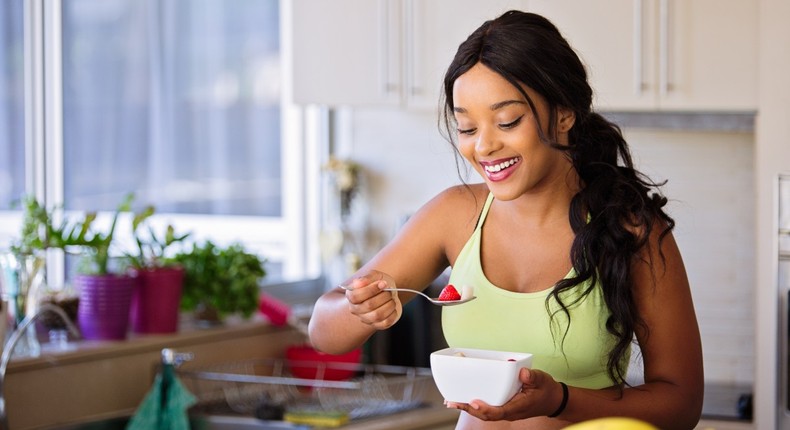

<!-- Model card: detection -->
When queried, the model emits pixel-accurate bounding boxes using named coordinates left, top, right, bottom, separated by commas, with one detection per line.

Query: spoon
left=338, top=284, right=477, bottom=307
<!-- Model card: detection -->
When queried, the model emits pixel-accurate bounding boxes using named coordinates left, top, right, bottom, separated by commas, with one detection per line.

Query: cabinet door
left=527, top=0, right=757, bottom=111
left=290, top=0, right=402, bottom=106
left=406, top=0, right=531, bottom=111
left=526, top=0, right=659, bottom=111
left=658, top=0, right=757, bottom=111
left=290, top=0, right=529, bottom=108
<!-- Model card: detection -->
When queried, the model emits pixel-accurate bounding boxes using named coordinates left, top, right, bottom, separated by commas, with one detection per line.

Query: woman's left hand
left=445, top=368, right=566, bottom=421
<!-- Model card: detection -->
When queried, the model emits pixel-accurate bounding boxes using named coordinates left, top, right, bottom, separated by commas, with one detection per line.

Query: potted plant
left=71, top=194, right=139, bottom=341
left=169, top=241, right=266, bottom=326
left=125, top=205, right=190, bottom=334
left=2, top=195, right=93, bottom=355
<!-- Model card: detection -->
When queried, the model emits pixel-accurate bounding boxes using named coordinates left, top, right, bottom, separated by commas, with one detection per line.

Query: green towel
left=127, top=364, right=197, bottom=430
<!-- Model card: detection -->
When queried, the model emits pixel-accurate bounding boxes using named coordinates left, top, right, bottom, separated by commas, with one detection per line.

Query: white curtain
left=0, top=1, right=25, bottom=210
left=61, top=0, right=282, bottom=216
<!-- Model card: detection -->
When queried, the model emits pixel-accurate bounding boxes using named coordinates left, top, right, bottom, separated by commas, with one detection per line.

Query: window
left=62, top=1, right=282, bottom=216
left=0, top=0, right=319, bottom=284
left=0, top=1, right=25, bottom=212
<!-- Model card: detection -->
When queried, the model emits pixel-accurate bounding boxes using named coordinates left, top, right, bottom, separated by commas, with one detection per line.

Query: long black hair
left=440, top=10, right=675, bottom=386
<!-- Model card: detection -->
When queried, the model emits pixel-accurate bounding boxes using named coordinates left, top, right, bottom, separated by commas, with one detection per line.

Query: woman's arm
left=307, top=185, right=483, bottom=354
left=560, top=227, right=704, bottom=428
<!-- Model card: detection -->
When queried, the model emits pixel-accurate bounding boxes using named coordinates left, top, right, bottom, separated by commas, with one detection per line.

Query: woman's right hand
left=341, top=270, right=403, bottom=331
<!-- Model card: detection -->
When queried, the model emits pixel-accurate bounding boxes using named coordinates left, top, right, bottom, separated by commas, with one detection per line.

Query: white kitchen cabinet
left=526, top=0, right=758, bottom=111
left=290, top=0, right=529, bottom=110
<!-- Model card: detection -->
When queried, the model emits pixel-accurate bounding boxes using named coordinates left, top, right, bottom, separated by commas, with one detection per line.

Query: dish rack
left=177, top=358, right=434, bottom=421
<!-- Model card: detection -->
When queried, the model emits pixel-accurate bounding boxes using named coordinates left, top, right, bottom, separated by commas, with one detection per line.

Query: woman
left=308, top=10, right=703, bottom=429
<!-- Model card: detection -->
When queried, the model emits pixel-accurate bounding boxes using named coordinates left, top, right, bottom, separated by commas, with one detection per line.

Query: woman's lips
left=481, top=157, right=520, bottom=182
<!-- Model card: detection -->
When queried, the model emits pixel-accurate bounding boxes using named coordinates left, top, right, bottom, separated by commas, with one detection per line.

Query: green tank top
left=443, top=193, right=626, bottom=389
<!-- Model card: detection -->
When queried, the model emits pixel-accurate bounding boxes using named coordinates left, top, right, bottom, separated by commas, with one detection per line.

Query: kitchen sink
left=57, top=414, right=308, bottom=430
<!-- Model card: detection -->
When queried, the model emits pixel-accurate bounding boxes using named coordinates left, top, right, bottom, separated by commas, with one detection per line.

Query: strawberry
left=438, top=284, right=461, bottom=301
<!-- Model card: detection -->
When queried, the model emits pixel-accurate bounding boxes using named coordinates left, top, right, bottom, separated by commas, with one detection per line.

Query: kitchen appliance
left=778, top=174, right=790, bottom=427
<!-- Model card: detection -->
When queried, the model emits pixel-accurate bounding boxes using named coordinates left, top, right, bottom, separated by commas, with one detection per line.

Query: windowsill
left=6, top=314, right=280, bottom=374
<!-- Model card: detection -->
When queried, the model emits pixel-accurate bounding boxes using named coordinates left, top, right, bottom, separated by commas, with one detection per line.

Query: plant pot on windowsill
left=125, top=209, right=190, bottom=334
left=75, top=271, right=137, bottom=340
left=128, top=265, right=184, bottom=334
left=70, top=194, right=138, bottom=341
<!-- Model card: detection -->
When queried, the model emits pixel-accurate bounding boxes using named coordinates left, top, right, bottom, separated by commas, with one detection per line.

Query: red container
left=285, top=344, right=362, bottom=381
left=129, top=266, right=184, bottom=334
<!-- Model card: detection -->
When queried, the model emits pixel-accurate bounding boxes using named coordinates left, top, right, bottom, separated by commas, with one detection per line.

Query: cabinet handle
left=659, top=0, right=670, bottom=96
left=404, top=0, right=420, bottom=97
left=633, top=0, right=644, bottom=96
left=378, top=0, right=396, bottom=95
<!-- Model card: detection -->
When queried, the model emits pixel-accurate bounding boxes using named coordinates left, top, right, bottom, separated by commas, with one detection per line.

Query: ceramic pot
left=129, top=266, right=184, bottom=334
left=76, top=273, right=137, bottom=340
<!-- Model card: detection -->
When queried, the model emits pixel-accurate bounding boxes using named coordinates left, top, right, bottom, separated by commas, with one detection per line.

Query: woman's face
left=452, top=62, right=574, bottom=201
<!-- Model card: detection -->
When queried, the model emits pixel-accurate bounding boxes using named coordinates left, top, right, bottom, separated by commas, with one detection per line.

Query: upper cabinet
left=290, top=0, right=757, bottom=112
left=290, top=0, right=529, bottom=110
left=526, top=0, right=758, bottom=112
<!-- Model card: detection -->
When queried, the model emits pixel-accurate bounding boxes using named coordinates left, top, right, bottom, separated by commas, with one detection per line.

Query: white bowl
left=430, top=347, right=533, bottom=406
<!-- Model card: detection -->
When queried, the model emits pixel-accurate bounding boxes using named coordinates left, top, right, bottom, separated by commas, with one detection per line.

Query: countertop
left=333, top=405, right=459, bottom=430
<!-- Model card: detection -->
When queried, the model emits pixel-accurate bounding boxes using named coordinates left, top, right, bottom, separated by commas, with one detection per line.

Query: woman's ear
left=557, top=108, right=576, bottom=133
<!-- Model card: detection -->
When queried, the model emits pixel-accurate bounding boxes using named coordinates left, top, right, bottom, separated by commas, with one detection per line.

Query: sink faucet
left=0, top=303, right=81, bottom=430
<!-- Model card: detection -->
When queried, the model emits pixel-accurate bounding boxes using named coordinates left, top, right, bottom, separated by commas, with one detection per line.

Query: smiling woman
left=308, top=10, right=703, bottom=430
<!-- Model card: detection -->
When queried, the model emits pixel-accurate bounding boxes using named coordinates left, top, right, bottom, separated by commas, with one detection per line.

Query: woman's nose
left=475, top=128, right=500, bottom=155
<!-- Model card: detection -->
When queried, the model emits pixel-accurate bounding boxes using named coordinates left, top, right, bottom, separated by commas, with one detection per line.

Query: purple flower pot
left=129, top=267, right=184, bottom=334
left=76, top=274, right=138, bottom=340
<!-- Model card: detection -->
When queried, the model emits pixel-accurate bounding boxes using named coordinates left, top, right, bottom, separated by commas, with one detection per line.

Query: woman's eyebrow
left=454, top=99, right=525, bottom=114
left=453, top=100, right=527, bottom=113
left=490, top=100, right=526, bottom=110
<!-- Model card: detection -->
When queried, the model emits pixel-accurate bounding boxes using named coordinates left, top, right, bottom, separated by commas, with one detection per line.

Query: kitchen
left=0, top=0, right=787, bottom=429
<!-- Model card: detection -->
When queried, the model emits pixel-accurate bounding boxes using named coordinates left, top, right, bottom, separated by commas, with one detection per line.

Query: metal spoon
left=338, top=284, right=477, bottom=307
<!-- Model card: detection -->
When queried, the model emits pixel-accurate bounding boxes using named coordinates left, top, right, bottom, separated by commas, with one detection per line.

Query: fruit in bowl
left=430, top=347, right=533, bottom=406
left=285, top=344, right=362, bottom=381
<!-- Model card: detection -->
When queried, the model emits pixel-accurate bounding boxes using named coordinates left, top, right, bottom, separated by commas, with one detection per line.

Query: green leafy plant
left=75, top=193, right=134, bottom=275
left=125, top=205, right=190, bottom=270
left=169, top=241, right=266, bottom=318
left=11, top=193, right=136, bottom=275
left=10, top=195, right=96, bottom=255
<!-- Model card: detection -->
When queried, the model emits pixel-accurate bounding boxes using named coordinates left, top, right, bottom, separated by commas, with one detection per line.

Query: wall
left=338, top=107, right=756, bottom=386
left=754, top=0, right=790, bottom=427
left=627, top=129, right=755, bottom=384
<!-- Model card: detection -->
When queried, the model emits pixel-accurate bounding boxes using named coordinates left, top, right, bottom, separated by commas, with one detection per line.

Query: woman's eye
left=457, top=127, right=476, bottom=135
left=499, top=115, right=524, bottom=129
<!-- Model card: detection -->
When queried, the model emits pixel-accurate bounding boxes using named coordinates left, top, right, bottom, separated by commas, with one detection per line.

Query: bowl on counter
left=285, top=344, right=362, bottom=381
left=430, top=347, right=533, bottom=406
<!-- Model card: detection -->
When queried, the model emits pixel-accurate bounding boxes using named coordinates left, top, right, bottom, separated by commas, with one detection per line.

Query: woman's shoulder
left=428, top=183, right=488, bottom=217
left=410, top=184, right=489, bottom=235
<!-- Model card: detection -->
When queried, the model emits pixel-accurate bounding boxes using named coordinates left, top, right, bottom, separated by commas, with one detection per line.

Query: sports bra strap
left=473, top=193, right=496, bottom=230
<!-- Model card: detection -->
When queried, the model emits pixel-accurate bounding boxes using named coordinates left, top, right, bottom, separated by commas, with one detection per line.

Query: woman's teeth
left=484, top=157, right=520, bottom=173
